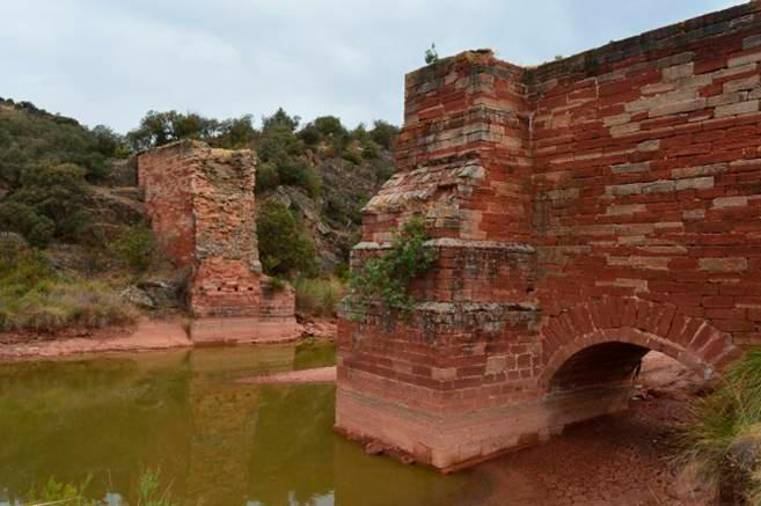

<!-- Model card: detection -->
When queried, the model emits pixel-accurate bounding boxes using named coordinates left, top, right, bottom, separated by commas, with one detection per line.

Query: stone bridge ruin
left=336, top=2, right=761, bottom=471
left=138, top=140, right=298, bottom=343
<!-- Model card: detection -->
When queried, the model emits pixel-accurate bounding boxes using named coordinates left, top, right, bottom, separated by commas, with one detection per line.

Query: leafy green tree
left=262, top=107, right=300, bottom=131
left=0, top=98, right=112, bottom=184
left=256, top=200, right=317, bottom=277
left=215, top=115, right=256, bottom=149
left=5, top=163, right=92, bottom=243
left=369, top=120, right=399, bottom=150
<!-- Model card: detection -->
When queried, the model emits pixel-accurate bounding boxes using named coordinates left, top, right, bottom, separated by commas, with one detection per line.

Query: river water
left=0, top=343, right=491, bottom=506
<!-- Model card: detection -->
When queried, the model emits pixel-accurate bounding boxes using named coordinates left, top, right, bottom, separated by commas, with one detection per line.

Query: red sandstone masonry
left=138, top=141, right=297, bottom=343
left=337, top=2, right=761, bottom=471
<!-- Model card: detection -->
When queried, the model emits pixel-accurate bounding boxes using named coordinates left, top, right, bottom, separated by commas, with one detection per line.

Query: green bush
left=110, top=224, right=156, bottom=272
left=255, top=161, right=280, bottom=194
left=0, top=99, right=114, bottom=185
left=294, top=277, right=345, bottom=317
left=681, top=350, right=761, bottom=503
left=342, top=149, right=363, bottom=165
left=346, top=216, right=436, bottom=318
left=277, top=158, right=321, bottom=197
left=256, top=200, right=318, bottom=278
left=369, top=120, right=399, bottom=150
left=4, top=162, right=93, bottom=243
left=0, top=201, right=55, bottom=247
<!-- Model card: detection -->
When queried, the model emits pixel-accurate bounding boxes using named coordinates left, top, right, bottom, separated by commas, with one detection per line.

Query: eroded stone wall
left=337, top=1, right=761, bottom=471
left=138, top=141, right=297, bottom=343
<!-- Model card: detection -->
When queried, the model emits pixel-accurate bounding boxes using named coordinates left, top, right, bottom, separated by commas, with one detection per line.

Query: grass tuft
left=680, top=350, right=761, bottom=503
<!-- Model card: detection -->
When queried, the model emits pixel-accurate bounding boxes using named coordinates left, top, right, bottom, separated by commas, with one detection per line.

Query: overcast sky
left=1, top=0, right=741, bottom=133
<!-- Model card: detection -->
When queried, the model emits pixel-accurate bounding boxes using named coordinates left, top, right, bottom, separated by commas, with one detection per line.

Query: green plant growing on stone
left=346, top=216, right=436, bottom=319
left=425, top=43, right=439, bottom=65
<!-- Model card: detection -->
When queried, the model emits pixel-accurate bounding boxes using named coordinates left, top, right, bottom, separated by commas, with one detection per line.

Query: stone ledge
left=353, top=238, right=535, bottom=253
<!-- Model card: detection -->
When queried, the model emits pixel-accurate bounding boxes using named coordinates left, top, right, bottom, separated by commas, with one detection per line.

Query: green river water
left=0, top=343, right=492, bottom=506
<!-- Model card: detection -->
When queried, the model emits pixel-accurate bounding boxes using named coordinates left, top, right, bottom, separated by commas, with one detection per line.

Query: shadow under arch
left=534, top=299, right=745, bottom=438
left=540, top=327, right=719, bottom=393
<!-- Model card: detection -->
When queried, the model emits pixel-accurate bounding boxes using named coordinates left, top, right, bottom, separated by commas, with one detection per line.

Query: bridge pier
left=337, top=1, right=761, bottom=471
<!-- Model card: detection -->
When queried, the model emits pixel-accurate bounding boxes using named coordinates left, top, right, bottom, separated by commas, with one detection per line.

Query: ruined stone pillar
left=138, top=141, right=298, bottom=343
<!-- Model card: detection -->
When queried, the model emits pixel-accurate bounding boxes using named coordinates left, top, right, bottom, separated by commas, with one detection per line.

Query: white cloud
left=0, top=0, right=743, bottom=132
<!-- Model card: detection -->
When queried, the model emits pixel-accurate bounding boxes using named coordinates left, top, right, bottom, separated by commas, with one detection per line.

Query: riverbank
left=0, top=317, right=337, bottom=360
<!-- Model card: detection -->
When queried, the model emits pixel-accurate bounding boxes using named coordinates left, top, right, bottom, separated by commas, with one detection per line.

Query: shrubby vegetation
left=256, top=200, right=317, bottom=278
left=23, top=469, right=176, bottom=506
left=0, top=162, right=94, bottom=246
left=346, top=217, right=436, bottom=319
left=125, top=107, right=398, bottom=199
left=681, top=350, right=761, bottom=504
left=110, top=224, right=157, bottom=272
left=0, top=98, right=124, bottom=186
left=0, top=96, right=400, bottom=324
left=0, top=235, right=134, bottom=332
left=294, top=277, right=345, bottom=317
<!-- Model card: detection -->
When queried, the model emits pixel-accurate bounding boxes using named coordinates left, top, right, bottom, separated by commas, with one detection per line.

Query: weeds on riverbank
left=294, top=276, right=344, bottom=317
left=23, top=469, right=176, bottom=506
left=680, top=350, right=761, bottom=504
left=0, top=236, right=135, bottom=332
left=25, top=476, right=97, bottom=506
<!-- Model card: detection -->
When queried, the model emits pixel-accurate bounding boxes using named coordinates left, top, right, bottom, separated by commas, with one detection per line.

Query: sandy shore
left=0, top=317, right=338, bottom=360
left=0, top=318, right=192, bottom=360
left=237, top=365, right=337, bottom=384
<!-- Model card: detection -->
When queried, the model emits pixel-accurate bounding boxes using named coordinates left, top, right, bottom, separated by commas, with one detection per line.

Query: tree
left=256, top=200, right=317, bottom=277
left=7, top=163, right=92, bottom=242
left=369, top=120, right=399, bottom=149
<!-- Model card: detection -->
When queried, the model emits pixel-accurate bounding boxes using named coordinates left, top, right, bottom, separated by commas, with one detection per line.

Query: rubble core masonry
left=138, top=140, right=298, bottom=343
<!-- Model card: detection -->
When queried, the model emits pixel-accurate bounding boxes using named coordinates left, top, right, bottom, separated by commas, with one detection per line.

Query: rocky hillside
left=0, top=98, right=397, bottom=278
left=0, top=98, right=396, bottom=332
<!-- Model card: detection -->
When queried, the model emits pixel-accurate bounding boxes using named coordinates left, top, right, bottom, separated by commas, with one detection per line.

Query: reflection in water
left=0, top=343, right=474, bottom=506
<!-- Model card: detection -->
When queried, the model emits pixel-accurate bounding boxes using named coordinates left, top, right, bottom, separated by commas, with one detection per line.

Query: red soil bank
left=138, top=141, right=298, bottom=343
left=337, top=2, right=761, bottom=471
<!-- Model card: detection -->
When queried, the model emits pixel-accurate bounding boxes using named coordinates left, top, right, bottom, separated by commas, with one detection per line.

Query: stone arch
left=538, top=296, right=743, bottom=390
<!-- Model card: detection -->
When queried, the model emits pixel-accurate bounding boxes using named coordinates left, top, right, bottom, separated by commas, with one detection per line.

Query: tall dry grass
left=0, top=246, right=135, bottom=332
left=293, top=277, right=345, bottom=317
left=680, top=350, right=761, bottom=504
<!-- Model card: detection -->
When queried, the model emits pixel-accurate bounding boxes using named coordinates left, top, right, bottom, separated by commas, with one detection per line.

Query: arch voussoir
left=538, top=297, right=737, bottom=389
